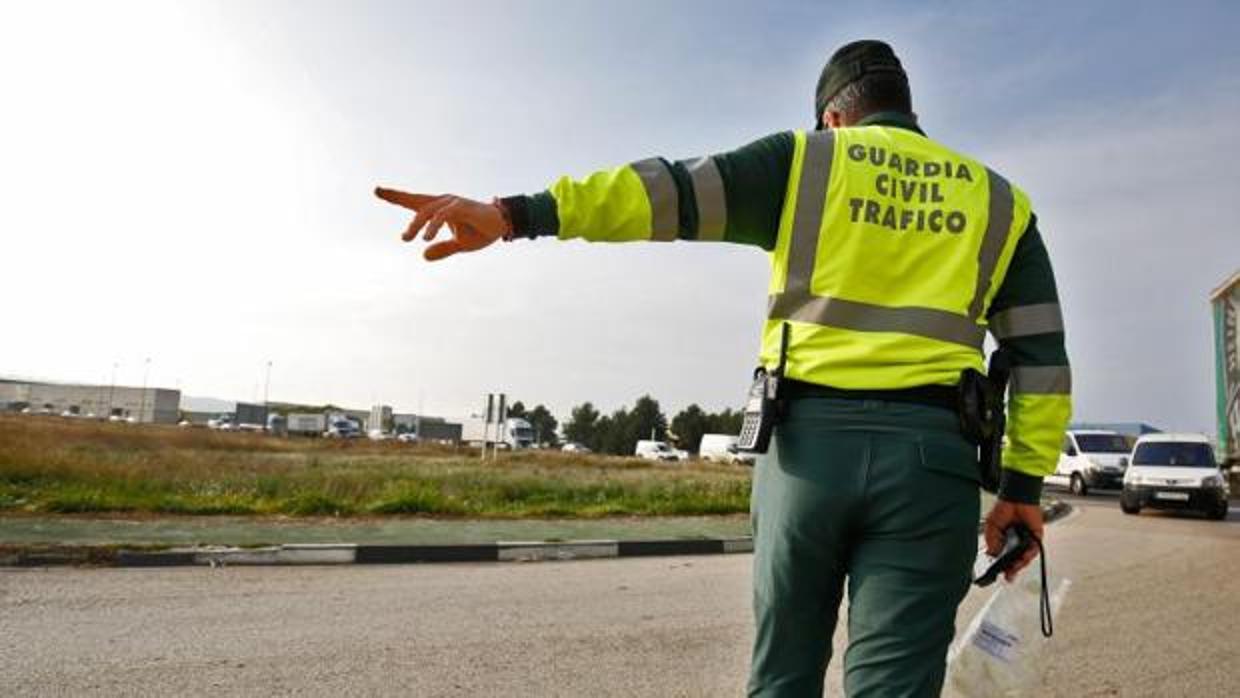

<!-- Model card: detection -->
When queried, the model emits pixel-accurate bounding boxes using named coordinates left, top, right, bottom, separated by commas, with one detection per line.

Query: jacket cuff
left=499, top=192, right=559, bottom=239
left=997, top=469, right=1043, bottom=505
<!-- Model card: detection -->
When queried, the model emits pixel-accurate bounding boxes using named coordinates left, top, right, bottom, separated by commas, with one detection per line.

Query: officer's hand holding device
left=973, top=524, right=1034, bottom=588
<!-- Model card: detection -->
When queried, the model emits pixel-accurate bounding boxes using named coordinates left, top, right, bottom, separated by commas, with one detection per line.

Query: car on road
left=635, top=440, right=682, bottom=462
left=1120, top=433, right=1229, bottom=520
left=396, top=432, right=419, bottom=444
left=561, top=441, right=591, bottom=453
left=1047, top=429, right=1132, bottom=496
left=208, top=414, right=238, bottom=431
left=324, top=419, right=362, bottom=439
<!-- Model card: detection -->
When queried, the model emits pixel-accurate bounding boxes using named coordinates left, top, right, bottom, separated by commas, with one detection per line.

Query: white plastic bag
left=943, top=566, right=1070, bottom=698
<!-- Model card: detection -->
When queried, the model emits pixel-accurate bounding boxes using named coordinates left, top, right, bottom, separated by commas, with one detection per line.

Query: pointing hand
left=374, top=188, right=511, bottom=261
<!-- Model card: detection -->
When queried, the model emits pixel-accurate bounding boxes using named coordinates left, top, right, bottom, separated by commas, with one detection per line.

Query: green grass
left=0, top=415, right=752, bottom=518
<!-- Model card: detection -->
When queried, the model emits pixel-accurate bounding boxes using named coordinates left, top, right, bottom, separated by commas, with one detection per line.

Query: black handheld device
left=737, top=323, right=790, bottom=454
left=973, top=523, right=1033, bottom=588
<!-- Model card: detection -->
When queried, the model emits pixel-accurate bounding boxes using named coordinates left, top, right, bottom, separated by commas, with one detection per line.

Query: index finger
left=374, top=187, right=439, bottom=211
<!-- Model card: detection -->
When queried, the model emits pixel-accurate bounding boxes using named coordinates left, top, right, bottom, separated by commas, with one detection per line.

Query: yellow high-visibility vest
left=760, top=127, right=1033, bottom=389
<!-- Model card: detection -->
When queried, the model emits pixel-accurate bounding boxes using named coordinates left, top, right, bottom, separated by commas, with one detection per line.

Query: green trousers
left=747, top=398, right=980, bottom=698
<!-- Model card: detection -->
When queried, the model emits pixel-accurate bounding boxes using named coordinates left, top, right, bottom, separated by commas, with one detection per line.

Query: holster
left=958, top=350, right=1011, bottom=494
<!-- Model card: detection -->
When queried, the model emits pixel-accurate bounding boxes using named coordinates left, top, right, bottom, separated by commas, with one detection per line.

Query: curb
left=2, top=538, right=756, bottom=568
left=1, top=502, right=1065, bottom=569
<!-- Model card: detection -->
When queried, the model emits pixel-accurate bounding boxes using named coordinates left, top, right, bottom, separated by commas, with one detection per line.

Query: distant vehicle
left=561, top=441, right=591, bottom=453
left=267, top=413, right=288, bottom=436
left=288, top=413, right=327, bottom=437
left=699, top=433, right=755, bottom=465
left=1046, top=429, right=1132, bottom=496
left=324, top=419, right=362, bottom=439
left=1121, top=433, right=1229, bottom=520
left=177, top=419, right=193, bottom=428
left=462, top=417, right=536, bottom=449
left=367, top=429, right=393, bottom=441
left=396, top=432, right=419, bottom=444
left=207, top=414, right=238, bottom=431
left=635, top=440, right=682, bottom=462
left=235, top=403, right=269, bottom=432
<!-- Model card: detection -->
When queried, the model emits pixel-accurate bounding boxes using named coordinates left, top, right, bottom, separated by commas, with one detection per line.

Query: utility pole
left=481, top=394, right=494, bottom=460
left=495, top=393, right=507, bottom=462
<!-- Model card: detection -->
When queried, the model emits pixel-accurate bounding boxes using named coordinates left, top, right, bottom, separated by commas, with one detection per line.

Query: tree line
left=549, top=395, right=742, bottom=456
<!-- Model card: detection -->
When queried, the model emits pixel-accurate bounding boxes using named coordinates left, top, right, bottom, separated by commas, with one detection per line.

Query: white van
left=699, top=434, right=738, bottom=462
left=635, top=440, right=682, bottom=462
left=699, top=433, right=756, bottom=465
left=1121, top=433, right=1228, bottom=520
left=1047, top=429, right=1132, bottom=496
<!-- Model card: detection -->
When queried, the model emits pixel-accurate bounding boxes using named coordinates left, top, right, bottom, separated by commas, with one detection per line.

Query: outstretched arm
left=376, top=132, right=796, bottom=261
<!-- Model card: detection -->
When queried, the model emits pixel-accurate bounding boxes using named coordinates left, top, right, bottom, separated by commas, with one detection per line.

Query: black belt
left=781, top=379, right=958, bottom=412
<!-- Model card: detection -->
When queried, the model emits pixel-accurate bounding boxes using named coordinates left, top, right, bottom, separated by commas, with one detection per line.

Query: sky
left=2, top=0, right=1237, bottom=431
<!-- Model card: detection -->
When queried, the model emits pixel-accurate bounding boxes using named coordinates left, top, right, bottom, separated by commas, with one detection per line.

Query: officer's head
left=815, top=40, right=913, bottom=130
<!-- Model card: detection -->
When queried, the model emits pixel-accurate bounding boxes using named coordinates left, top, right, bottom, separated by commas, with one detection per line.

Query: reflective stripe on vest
left=766, top=131, right=1015, bottom=350
left=990, top=303, right=1065, bottom=339
left=1011, top=365, right=1072, bottom=394
left=970, top=170, right=1014, bottom=320
left=684, top=156, right=727, bottom=241
left=630, top=158, right=679, bottom=241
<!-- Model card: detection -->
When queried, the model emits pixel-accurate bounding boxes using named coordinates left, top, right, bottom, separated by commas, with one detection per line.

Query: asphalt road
left=2, top=495, right=1238, bottom=697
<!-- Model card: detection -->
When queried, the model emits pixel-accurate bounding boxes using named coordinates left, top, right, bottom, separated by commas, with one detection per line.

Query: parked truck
left=1213, top=270, right=1240, bottom=468
left=235, top=402, right=269, bottom=432
left=461, top=416, right=536, bottom=449
left=287, top=413, right=326, bottom=437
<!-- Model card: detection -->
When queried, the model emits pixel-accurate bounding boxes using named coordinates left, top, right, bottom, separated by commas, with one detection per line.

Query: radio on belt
left=737, top=322, right=790, bottom=454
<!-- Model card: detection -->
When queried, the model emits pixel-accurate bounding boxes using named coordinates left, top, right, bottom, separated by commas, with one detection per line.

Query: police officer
left=377, top=39, right=1070, bottom=697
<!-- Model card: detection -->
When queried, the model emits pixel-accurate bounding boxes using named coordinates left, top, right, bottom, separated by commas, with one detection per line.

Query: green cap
left=814, top=40, right=907, bottom=127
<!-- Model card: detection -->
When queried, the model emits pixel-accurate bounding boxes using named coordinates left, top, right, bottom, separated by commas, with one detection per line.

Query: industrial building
left=1212, top=269, right=1239, bottom=463
left=0, top=379, right=181, bottom=424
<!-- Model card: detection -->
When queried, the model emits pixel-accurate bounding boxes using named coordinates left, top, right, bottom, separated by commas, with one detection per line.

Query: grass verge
left=0, top=415, right=751, bottom=518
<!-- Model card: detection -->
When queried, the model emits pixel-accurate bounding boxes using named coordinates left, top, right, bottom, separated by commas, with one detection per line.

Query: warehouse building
left=0, top=379, right=181, bottom=424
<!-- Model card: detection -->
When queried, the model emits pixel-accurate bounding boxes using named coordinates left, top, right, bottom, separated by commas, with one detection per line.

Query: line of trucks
left=183, top=271, right=1240, bottom=475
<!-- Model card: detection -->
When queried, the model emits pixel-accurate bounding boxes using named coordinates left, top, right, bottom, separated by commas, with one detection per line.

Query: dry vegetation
left=0, top=415, right=751, bottom=518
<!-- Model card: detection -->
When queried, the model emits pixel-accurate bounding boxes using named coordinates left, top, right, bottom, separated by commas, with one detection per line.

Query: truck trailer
left=287, top=413, right=326, bottom=437
left=1212, top=270, right=1240, bottom=467
left=234, top=402, right=269, bottom=432
left=461, top=416, right=536, bottom=449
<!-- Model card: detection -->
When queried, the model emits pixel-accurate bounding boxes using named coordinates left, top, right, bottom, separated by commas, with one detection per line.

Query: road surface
left=2, top=494, right=1238, bottom=696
